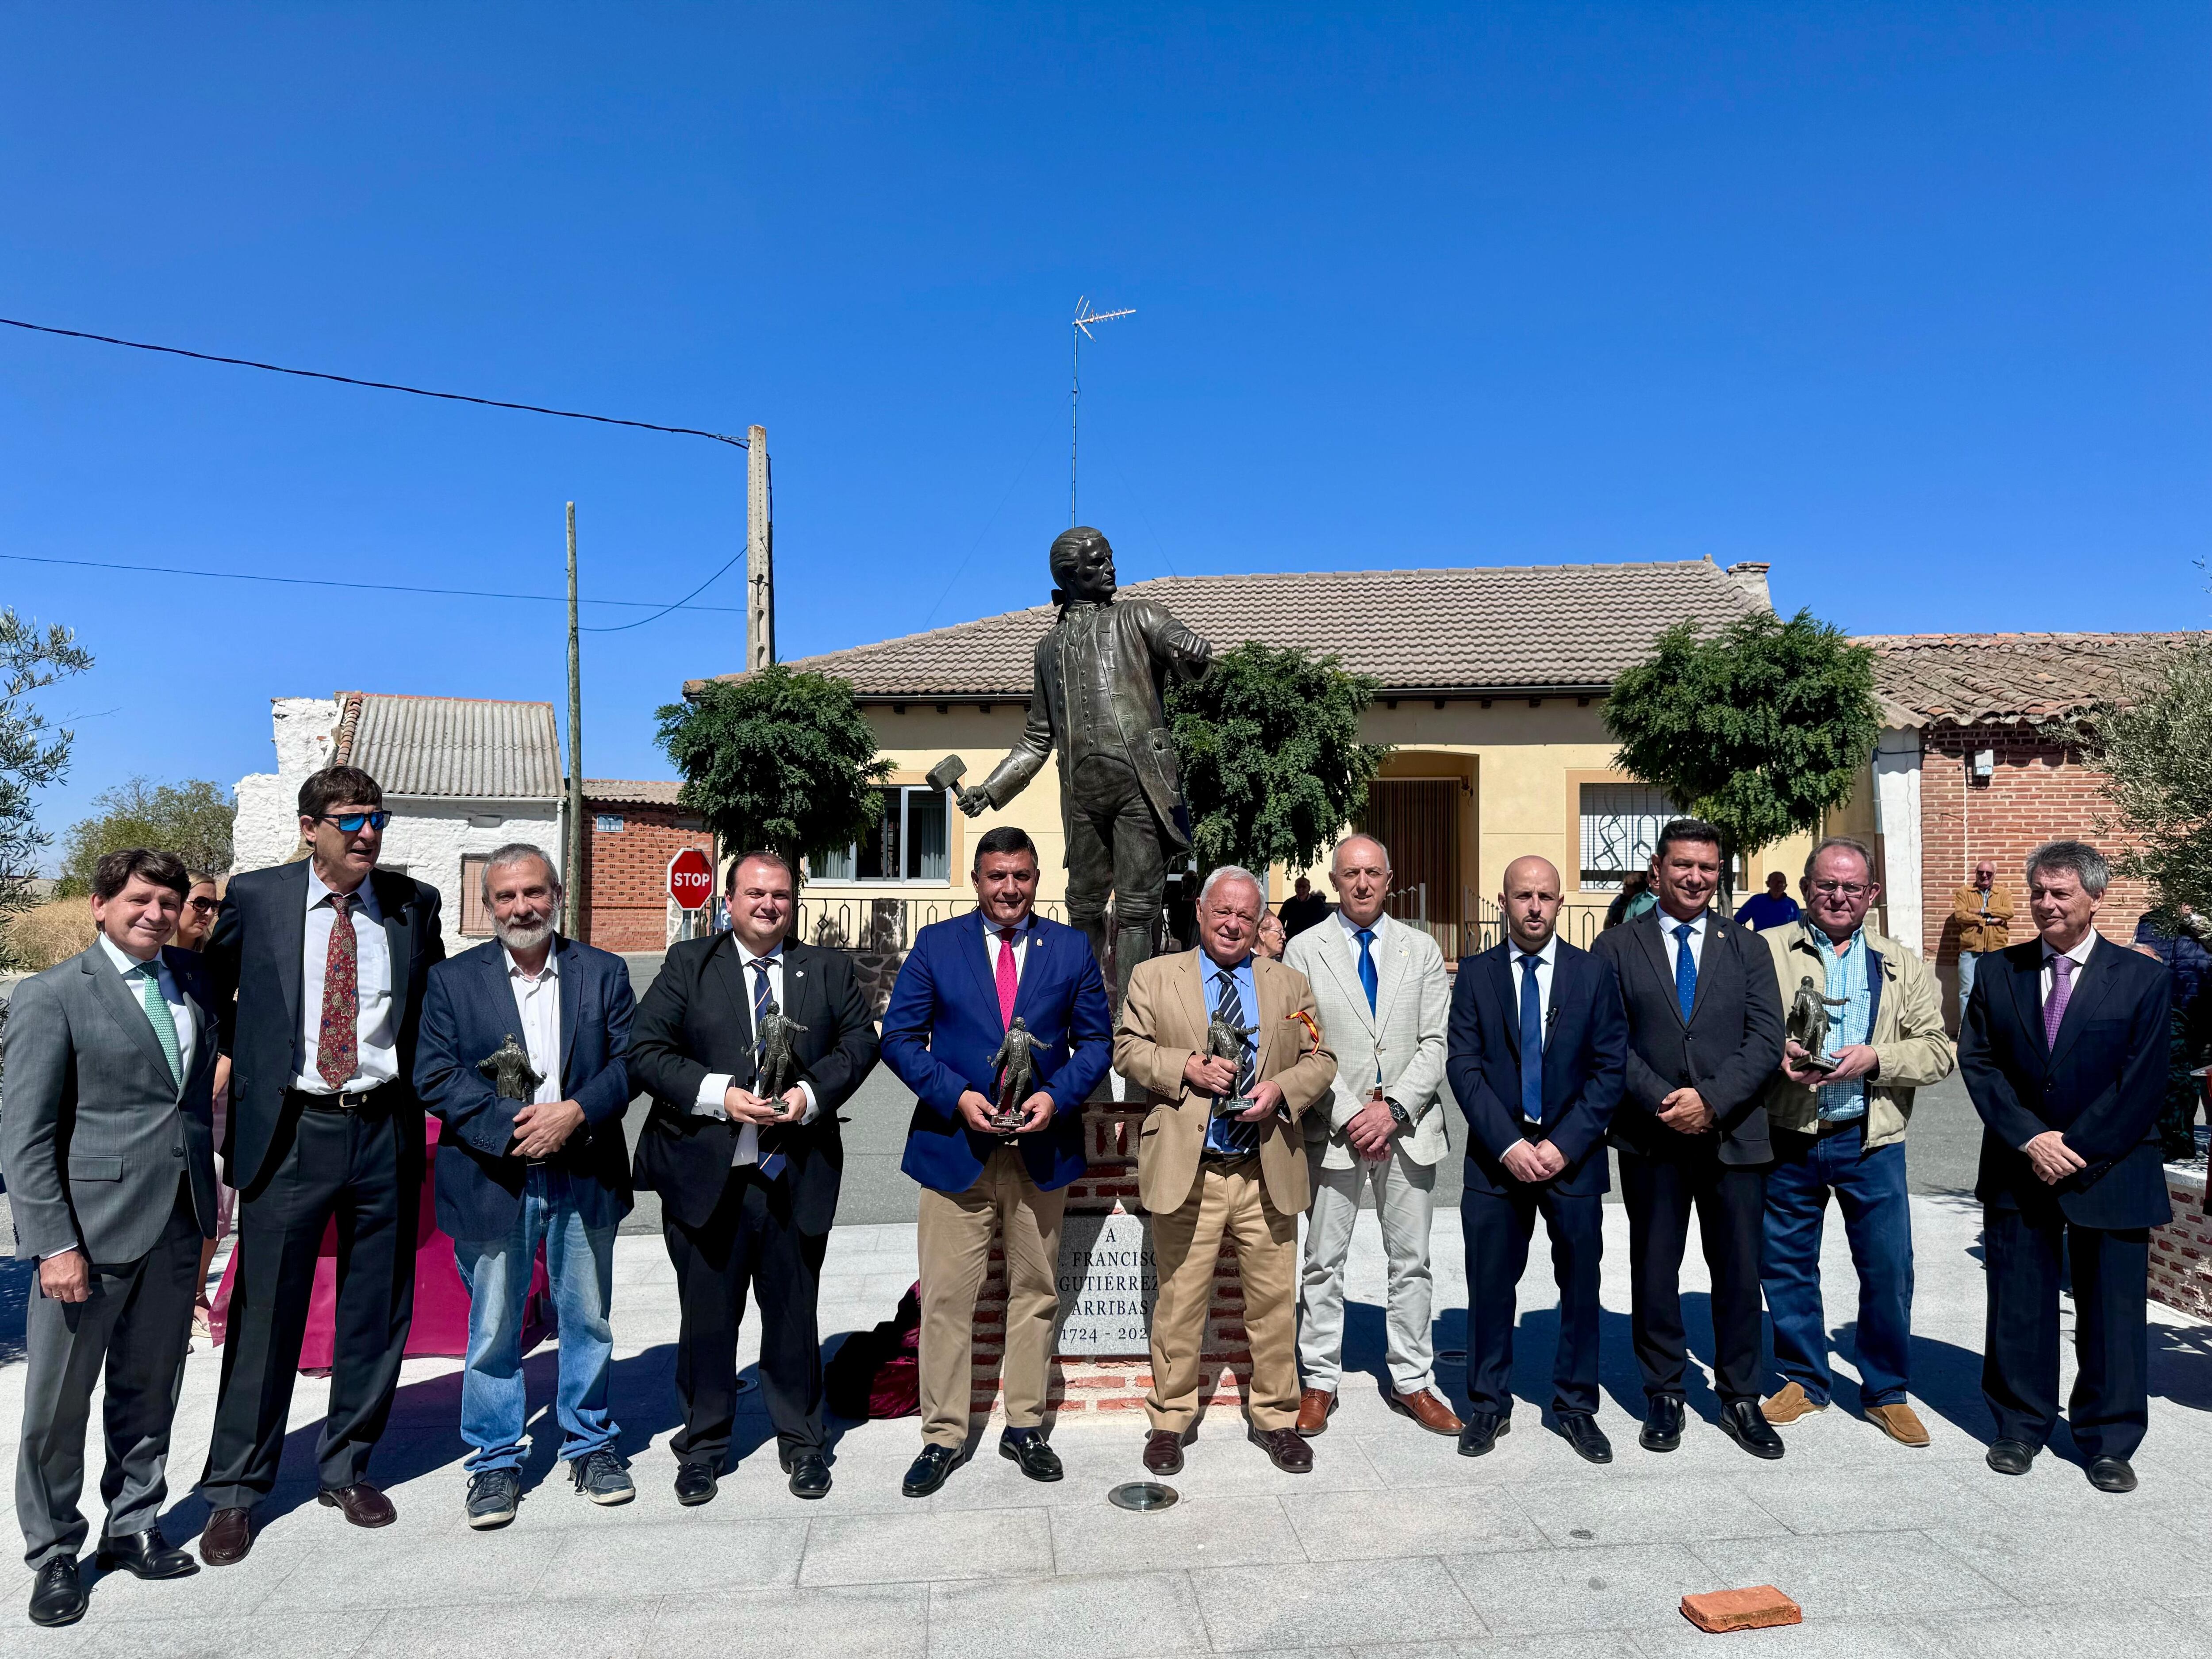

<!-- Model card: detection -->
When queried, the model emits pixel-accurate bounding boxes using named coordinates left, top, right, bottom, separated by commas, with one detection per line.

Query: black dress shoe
left=1718, top=1399, right=1785, bottom=1459
left=2087, top=1455, right=2138, bottom=1494
left=781, top=1448, right=832, bottom=1500
left=1556, top=1413, right=1613, bottom=1465
left=902, top=1444, right=964, bottom=1498
left=1639, top=1394, right=1685, bottom=1453
left=1985, top=1439, right=2038, bottom=1476
left=27, top=1558, right=85, bottom=1628
left=1457, top=1411, right=1510, bottom=1457
left=674, top=1460, right=719, bottom=1506
left=999, top=1430, right=1064, bottom=1483
left=95, top=1526, right=199, bottom=1579
left=1142, top=1431, right=1186, bottom=1476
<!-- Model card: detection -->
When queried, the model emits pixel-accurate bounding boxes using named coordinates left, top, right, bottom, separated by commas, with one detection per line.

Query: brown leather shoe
left=1142, top=1431, right=1186, bottom=1476
left=1759, top=1382, right=1827, bottom=1425
left=1866, top=1402, right=1931, bottom=1448
left=1295, top=1388, right=1338, bottom=1438
left=1248, top=1425, right=1313, bottom=1473
left=317, top=1483, right=397, bottom=1528
left=1390, top=1388, right=1463, bottom=1436
left=199, top=1506, right=253, bottom=1567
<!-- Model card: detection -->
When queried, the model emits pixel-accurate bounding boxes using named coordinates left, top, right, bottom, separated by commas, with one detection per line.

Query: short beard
left=495, top=909, right=556, bottom=953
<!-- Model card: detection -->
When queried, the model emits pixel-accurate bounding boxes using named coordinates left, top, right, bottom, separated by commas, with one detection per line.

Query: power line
left=0, top=315, right=749, bottom=448
left=0, top=550, right=746, bottom=614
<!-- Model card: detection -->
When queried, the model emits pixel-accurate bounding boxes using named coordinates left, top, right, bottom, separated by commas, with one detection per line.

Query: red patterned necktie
left=317, top=892, right=359, bottom=1087
left=995, top=927, right=1019, bottom=1030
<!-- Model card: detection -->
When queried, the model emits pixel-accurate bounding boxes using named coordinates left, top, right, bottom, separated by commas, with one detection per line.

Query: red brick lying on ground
left=1679, top=1587, right=1804, bottom=1632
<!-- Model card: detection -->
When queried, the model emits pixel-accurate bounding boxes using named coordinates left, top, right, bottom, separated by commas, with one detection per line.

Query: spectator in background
left=1733, top=872, right=1802, bottom=932
left=1278, top=875, right=1332, bottom=940
left=1603, top=871, right=1656, bottom=930
left=168, top=873, right=233, bottom=1344
left=2131, top=903, right=2212, bottom=1162
left=1256, top=912, right=1287, bottom=961
left=1951, top=860, right=2013, bottom=1011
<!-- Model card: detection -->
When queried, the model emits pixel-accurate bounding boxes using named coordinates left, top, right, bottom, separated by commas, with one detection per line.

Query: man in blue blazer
left=1450, top=855, right=1628, bottom=1464
left=879, top=825, right=1112, bottom=1497
left=1962, top=840, right=2172, bottom=1494
left=415, top=845, right=636, bottom=1529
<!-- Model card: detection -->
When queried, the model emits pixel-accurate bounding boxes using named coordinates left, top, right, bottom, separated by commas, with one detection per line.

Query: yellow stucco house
left=683, top=557, right=1811, bottom=959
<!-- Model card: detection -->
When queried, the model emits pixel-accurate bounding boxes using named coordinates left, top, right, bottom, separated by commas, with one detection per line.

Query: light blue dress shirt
left=1202, top=953, right=1260, bottom=1157
left=1813, top=928, right=1872, bottom=1122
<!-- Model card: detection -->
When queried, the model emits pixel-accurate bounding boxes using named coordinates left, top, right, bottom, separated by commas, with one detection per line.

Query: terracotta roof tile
left=1863, top=632, right=2207, bottom=728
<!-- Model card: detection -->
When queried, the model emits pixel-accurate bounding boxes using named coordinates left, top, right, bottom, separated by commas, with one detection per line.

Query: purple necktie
left=2043, top=953, right=2074, bottom=1048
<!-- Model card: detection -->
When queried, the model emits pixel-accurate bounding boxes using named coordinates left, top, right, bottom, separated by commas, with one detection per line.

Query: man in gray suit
left=2, top=849, right=220, bottom=1626
left=1283, top=834, right=1459, bottom=1437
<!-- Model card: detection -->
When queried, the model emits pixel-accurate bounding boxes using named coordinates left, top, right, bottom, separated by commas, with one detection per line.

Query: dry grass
left=4, top=898, right=97, bottom=970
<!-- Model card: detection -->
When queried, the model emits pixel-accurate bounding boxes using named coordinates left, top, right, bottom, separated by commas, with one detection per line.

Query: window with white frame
left=1578, top=783, right=1679, bottom=891
left=813, top=785, right=950, bottom=883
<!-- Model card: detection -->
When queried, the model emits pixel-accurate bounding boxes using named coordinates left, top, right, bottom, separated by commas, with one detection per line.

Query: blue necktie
left=752, top=958, right=787, bottom=1181
left=1355, top=928, right=1379, bottom=1014
left=1209, top=969, right=1258, bottom=1156
left=1673, top=922, right=1698, bottom=1022
left=1517, top=954, right=1544, bottom=1122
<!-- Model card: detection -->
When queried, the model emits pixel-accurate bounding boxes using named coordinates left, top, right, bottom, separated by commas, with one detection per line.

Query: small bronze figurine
left=1204, top=1002, right=1257, bottom=1118
left=477, top=1032, right=543, bottom=1102
left=754, top=997, right=809, bottom=1117
left=987, top=1015, right=1041, bottom=1133
left=1786, top=975, right=1848, bottom=1075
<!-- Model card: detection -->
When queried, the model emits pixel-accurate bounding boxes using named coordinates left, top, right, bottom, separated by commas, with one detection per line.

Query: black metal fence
left=793, top=896, right=1069, bottom=955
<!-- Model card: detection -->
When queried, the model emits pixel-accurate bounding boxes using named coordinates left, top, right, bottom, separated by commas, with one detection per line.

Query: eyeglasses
left=1810, top=881, right=1871, bottom=898
left=185, top=897, right=219, bottom=913
left=313, top=810, right=391, bottom=833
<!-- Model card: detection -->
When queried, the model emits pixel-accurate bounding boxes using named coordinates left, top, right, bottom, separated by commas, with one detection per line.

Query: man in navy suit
left=1449, top=855, right=1628, bottom=1463
left=415, top=845, right=636, bottom=1529
left=879, top=825, right=1113, bottom=1497
left=1962, top=839, right=2172, bottom=1494
left=628, top=851, right=879, bottom=1504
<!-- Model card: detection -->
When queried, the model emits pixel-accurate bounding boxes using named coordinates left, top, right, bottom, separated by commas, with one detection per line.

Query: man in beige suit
left=1283, top=834, right=1458, bottom=1438
left=1116, top=865, right=1338, bottom=1475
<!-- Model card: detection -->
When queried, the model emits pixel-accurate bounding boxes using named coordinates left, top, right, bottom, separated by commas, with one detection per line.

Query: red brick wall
left=2150, top=1167, right=2212, bottom=1321
left=1919, top=724, right=2151, bottom=975
left=580, top=799, right=713, bottom=953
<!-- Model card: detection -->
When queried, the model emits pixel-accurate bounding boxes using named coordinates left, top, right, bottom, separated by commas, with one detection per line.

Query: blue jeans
left=453, top=1167, right=620, bottom=1472
left=1957, top=950, right=1981, bottom=1011
left=1761, top=1121, right=1913, bottom=1407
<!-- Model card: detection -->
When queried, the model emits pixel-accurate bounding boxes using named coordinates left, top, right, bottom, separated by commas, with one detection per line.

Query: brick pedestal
left=968, top=1098, right=1259, bottom=1421
left=2149, top=1161, right=2212, bottom=1321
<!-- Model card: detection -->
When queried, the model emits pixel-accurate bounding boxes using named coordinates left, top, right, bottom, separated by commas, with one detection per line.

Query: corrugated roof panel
left=349, top=695, right=562, bottom=798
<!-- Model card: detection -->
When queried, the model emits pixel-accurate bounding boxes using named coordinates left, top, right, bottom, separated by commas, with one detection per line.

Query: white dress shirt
left=692, top=944, right=820, bottom=1167
left=985, top=910, right=1037, bottom=992
left=503, top=945, right=563, bottom=1106
left=292, top=864, right=396, bottom=1093
left=1655, top=905, right=1709, bottom=972
left=97, top=933, right=197, bottom=1087
left=2039, top=929, right=2098, bottom=1006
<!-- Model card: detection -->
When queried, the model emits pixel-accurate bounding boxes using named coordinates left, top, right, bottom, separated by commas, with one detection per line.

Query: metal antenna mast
left=1070, top=296, right=1135, bottom=524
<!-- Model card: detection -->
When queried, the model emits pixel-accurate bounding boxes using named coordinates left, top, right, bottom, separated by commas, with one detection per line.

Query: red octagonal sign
left=667, top=847, right=715, bottom=911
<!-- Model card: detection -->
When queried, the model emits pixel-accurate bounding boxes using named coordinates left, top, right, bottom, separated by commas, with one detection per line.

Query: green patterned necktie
left=136, top=965, right=182, bottom=1089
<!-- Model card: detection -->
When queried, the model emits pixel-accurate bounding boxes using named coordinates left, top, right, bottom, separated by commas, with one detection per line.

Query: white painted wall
left=1873, top=726, right=1924, bottom=957
left=231, top=696, right=344, bottom=874
left=378, top=800, right=565, bottom=943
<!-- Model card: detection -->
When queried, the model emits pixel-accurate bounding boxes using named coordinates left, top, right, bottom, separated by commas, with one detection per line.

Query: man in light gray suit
left=1283, top=834, right=1459, bottom=1437
left=2, top=849, right=220, bottom=1627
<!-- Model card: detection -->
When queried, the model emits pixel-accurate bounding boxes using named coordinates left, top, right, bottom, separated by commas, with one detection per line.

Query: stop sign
left=667, top=847, right=715, bottom=911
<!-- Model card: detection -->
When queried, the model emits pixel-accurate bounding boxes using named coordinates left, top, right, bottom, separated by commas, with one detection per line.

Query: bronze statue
left=987, top=1015, right=1041, bottom=1133
left=1203, top=1001, right=1257, bottom=1118
left=1786, top=975, right=1847, bottom=1075
left=477, top=1032, right=543, bottom=1102
left=755, top=998, right=809, bottom=1117
left=954, top=526, right=1212, bottom=1005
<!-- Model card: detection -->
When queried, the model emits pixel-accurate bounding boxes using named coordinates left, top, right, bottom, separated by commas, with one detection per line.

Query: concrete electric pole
left=746, top=423, right=774, bottom=671
left=564, top=501, right=584, bottom=938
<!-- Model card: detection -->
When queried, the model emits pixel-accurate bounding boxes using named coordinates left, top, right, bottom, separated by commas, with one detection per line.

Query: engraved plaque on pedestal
left=1054, top=1207, right=1156, bottom=1356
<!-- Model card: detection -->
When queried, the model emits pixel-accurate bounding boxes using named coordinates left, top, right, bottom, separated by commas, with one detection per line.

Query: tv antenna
left=1070, top=296, right=1135, bottom=525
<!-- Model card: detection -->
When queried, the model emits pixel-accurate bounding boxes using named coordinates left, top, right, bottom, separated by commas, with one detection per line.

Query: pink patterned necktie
left=317, top=892, right=359, bottom=1087
left=2043, top=953, right=2074, bottom=1048
left=995, top=927, right=1018, bottom=1030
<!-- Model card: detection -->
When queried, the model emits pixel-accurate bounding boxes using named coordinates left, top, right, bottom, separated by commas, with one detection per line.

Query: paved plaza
left=2, top=1190, right=2209, bottom=1659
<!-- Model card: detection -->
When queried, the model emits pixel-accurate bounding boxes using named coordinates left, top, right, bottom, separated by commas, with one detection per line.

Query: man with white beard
left=414, top=845, right=639, bottom=1528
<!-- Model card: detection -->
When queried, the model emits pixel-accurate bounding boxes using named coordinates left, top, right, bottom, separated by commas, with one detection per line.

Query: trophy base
left=1210, top=1097, right=1258, bottom=1120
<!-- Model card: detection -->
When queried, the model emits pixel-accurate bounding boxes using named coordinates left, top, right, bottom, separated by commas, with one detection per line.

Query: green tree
left=58, top=777, right=236, bottom=895
left=1167, top=642, right=1391, bottom=876
left=0, top=609, right=94, bottom=967
left=2076, top=638, right=2212, bottom=918
left=1604, top=609, right=1879, bottom=904
left=656, top=665, right=891, bottom=883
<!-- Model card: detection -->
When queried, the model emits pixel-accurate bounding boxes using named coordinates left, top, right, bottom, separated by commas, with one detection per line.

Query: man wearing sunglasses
left=197, top=766, right=446, bottom=1564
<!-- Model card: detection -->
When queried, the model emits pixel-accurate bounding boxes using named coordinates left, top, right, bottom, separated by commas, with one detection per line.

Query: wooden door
left=1357, top=779, right=1461, bottom=954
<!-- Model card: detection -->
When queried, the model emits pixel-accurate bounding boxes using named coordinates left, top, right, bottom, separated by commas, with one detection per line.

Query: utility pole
left=564, top=502, right=584, bottom=938
left=746, top=423, right=773, bottom=670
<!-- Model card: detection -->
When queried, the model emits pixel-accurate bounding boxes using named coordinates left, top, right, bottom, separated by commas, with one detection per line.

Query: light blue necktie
left=135, top=965, right=181, bottom=1089
left=1517, top=954, right=1544, bottom=1122
left=1673, top=922, right=1698, bottom=1022
left=752, top=957, right=787, bottom=1181
left=1355, top=928, right=1379, bottom=1014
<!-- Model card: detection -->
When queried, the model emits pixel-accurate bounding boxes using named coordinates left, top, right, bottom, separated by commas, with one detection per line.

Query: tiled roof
left=686, top=560, right=1775, bottom=699
left=1863, top=632, right=2207, bottom=729
left=584, top=779, right=685, bottom=806
left=345, top=694, right=562, bottom=799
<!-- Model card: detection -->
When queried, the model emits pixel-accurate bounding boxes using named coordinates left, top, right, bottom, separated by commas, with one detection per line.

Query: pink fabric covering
left=211, top=1116, right=552, bottom=1368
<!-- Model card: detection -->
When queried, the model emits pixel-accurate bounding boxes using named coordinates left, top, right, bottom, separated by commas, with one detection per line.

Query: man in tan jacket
left=1761, top=837, right=1954, bottom=1446
left=1951, top=860, right=2014, bottom=1014
left=1115, top=865, right=1337, bottom=1476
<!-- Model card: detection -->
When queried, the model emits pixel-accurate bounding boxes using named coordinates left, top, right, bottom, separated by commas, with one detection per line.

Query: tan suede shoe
left=1759, top=1382, right=1827, bottom=1424
left=1866, top=1402, right=1930, bottom=1447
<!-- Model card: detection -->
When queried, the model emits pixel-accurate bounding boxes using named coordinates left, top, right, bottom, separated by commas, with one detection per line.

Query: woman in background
left=169, top=873, right=232, bottom=1341
left=1256, top=910, right=1287, bottom=961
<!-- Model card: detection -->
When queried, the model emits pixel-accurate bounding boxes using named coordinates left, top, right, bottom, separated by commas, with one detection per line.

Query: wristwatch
left=1385, top=1097, right=1412, bottom=1130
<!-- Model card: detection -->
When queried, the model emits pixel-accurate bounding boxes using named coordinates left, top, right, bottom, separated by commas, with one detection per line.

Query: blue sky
left=3, top=4, right=2206, bottom=862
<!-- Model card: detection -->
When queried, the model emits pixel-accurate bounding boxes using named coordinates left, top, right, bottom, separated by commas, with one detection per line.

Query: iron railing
left=793, top=896, right=1069, bottom=955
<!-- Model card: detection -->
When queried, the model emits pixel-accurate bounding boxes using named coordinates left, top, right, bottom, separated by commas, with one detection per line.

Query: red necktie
left=317, top=892, right=359, bottom=1087
left=995, top=926, right=1018, bottom=1030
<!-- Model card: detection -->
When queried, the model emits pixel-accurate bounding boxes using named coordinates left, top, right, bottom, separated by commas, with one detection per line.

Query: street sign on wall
left=666, top=846, right=715, bottom=911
